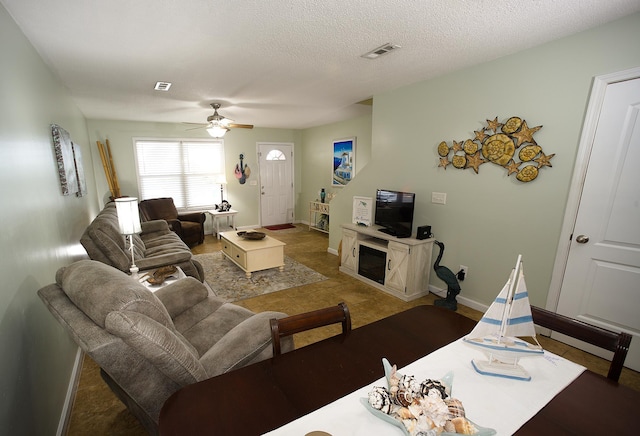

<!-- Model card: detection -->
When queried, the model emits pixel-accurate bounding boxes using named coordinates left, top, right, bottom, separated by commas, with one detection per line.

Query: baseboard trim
left=57, top=347, right=83, bottom=436
left=428, top=285, right=489, bottom=313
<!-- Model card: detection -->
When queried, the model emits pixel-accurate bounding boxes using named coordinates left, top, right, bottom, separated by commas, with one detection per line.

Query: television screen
left=375, top=189, right=415, bottom=238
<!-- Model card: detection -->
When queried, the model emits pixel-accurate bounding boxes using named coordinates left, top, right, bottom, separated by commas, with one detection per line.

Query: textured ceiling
left=3, top=0, right=639, bottom=129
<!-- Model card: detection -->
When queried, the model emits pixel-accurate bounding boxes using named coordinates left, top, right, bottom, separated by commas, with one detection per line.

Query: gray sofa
left=38, top=260, right=292, bottom=434
left=80, top=202, right=204, bottom=281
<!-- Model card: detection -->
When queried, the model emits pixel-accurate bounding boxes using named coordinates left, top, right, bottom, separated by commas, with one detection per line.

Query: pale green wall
left=0, top=4, right=97, bottom=434
left=2, top=3, right=640, bottom=433
left=329, top=12, right=640, bottom=308
left=85, top=120, right=302, bottom=228
left=298, top=114, right=373, bottom=224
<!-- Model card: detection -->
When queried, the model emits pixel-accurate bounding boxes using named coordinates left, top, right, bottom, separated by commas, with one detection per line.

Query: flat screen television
left=375, top=189, right=415, bottom=238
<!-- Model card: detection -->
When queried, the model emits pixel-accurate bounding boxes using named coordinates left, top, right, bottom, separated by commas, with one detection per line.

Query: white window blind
left=134, top=139, right=225, bottom=210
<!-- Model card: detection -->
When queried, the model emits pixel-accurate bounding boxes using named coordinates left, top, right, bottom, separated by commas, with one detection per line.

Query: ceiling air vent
left=154, top=81, right=172, bottom=91
left=361, top=43, right=401, bottom=59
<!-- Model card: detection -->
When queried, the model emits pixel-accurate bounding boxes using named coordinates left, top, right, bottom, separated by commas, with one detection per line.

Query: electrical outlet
left=457, top=265, right=468, bottom=281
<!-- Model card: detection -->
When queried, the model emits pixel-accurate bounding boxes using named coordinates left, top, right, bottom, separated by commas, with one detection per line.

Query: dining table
left=159, top=305, right=640, bottom=435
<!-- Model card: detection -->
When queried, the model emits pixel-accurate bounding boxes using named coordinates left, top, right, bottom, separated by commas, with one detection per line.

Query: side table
left=138, top=266, right=186, bottom=292
left=207, top=209, right=238, bottom=239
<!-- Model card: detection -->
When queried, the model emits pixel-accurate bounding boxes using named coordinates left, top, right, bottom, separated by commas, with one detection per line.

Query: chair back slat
left=530, top=305, right=631, bottom=381
left=270, top=302, right=351, bottom=356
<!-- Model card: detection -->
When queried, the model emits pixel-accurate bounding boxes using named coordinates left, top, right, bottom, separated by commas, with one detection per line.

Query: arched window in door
left=266, top=149, right=286, bottom=161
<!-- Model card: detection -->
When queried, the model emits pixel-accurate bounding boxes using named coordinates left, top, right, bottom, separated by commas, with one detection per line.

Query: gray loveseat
left=38, top=260, right=291, bottom=434
left=81, top=202, right=204, bottom=281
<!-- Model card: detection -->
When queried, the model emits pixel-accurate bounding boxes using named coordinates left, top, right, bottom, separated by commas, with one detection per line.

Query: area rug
left=264, top=223, right=296, bottom=230
left=193, top=252, right=327, bottom=302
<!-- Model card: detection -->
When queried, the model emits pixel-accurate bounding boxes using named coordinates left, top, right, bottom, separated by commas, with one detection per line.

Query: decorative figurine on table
left=215, top=200, right=232, bottom=212
left=433, top=241, right=461, bottom=311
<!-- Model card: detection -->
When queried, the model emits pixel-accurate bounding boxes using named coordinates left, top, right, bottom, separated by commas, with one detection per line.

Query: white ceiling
left=3, top=0, right=640, bottom=129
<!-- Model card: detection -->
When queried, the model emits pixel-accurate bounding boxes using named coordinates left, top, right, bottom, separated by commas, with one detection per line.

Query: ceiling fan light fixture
left=207, top=124, right=229, bottom=138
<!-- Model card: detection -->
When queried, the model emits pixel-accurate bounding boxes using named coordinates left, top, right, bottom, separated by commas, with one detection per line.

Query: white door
left=554, top=73, right=640, bottom=371
left=258, top=143, right=294, bottom=227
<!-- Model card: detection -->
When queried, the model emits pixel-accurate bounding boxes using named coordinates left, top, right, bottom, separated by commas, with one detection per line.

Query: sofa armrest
left=154, top=278, right=209, bottom=319
left=141, top=220, right=170, bottom=234
left=178, top=212, right=206, bottom=224
left=199, top=311, right=289, bottom=377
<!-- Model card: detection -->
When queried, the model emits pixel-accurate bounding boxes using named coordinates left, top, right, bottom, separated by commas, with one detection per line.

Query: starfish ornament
left=451, top=140, right=463, bottom=153
left=486, top=117, right=502, bottom=133
left=535, top=151, right=555, bottom=168
left=465, top=152, right=486, bottom=174
left=505, top=159, right=521, bottom=176
left=438, top=157, right=451, bottom=169
left=474, top=129, right=488, bottom=143
left=511, top=120, right=542, bottom=147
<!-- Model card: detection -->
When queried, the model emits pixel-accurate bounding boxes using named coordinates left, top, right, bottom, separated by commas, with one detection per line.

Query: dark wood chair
left=270, top=302, right=351, bottom=356
left=530, top=305, right=632, bottom=381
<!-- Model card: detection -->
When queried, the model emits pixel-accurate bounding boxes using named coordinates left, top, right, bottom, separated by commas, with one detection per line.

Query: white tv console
left=339, top=223, right=434, bottom=301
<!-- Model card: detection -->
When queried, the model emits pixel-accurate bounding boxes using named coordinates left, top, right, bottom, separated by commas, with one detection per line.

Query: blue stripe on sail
left=495, top=297, right=508, bottom=304
left=480, top=317, right=502, bottom=326
left=513, top=291, right=529, bottom=300
left=507, top=315, right=533, bottom=325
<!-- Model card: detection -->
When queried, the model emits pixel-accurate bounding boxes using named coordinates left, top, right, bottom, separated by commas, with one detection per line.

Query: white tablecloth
left=264, top=338, right=586, bottom=435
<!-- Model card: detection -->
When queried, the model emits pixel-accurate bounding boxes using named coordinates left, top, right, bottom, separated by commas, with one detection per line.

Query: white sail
left=466, top=258, right=536, bottom=341
left=466, top=273, right=513, bottom=339
left=503, top=268, right=537, bottom=338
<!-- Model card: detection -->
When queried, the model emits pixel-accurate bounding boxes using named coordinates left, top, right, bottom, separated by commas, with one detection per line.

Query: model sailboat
left=463, top=255, right=544, bottom=381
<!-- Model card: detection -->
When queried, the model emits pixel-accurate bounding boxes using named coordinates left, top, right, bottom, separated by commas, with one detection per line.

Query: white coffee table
left=220, top=231, right=285, bottom=278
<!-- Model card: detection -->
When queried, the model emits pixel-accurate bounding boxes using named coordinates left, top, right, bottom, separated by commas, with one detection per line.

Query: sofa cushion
left=57, top=260, right=172, bottom=329
left=105, top=310, right=207, bottom=385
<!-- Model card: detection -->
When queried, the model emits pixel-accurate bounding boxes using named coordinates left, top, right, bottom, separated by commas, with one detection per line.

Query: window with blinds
left=134, top=139, right=225, bottom=210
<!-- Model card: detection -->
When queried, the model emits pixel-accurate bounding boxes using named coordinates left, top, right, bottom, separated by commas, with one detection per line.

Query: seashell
left=397, top=407, right=414, bottom=419
left=368, top=386, right=392, bottom=414
left=519, top=145, right=542, bottom=162
left=463, top=139, right=478, bottom=155
left=444, top=420, right=456, bottom=433
left=451, top=417, right=477, bottom=435
left=502, top=116, right=523, bottom=134
left=398, top=374, right=419, bottom=394
left=437, top=141, right=450, bottom=157
left=445, top=398, right=465, bottom=418
left=516, top=165, right=539, bottom=182
left=395, top=388, right=414, bottom=407
left=420, top=379, right=448, bottom=399
left=482, top=133, right=515, bottom=166
left=452, top=154, right=467, bottom=168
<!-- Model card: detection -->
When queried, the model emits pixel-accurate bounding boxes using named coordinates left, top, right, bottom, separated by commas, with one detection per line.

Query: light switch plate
left=431, top=192, right=447, bottom=204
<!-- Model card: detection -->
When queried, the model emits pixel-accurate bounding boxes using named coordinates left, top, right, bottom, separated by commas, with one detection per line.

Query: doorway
left=258, top=143, right=294, bottom=227
left=547, top=67, right=640, bottom=371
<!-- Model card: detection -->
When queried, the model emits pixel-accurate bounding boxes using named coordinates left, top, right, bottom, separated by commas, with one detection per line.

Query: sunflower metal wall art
left=437, top=116, right=554, bottom=182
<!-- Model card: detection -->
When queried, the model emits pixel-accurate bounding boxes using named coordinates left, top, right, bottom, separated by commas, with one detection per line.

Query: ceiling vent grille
left=361, top=43, right=401, bottom=59
left=154, top=81, right=172, bottom=91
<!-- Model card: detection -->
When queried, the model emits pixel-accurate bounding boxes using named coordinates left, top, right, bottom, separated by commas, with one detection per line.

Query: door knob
left=575, top=235, right=589, bottom=244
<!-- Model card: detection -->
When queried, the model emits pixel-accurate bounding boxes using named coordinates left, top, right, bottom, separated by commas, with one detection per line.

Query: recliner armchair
left=139, top=197, right=205, bottom=247
left=37, top=260, right=291, bottom=435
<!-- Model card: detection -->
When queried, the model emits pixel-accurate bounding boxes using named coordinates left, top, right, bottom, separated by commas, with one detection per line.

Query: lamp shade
left=207, top=124, right=229, bottom=138
left=115, top=197, right=142, bottom=235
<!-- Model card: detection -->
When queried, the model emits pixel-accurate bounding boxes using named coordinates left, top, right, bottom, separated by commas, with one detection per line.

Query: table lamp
left=214, top=175, right=227, bottom=204
left=115, top=197, right=142, bottom=275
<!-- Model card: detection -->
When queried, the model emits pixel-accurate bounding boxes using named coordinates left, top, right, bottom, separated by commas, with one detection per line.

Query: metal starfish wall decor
left=437, top=116, right=554, bottom=182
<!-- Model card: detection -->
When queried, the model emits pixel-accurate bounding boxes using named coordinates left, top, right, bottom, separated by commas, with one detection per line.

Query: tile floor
left=65, top=225, right=639, bottom=435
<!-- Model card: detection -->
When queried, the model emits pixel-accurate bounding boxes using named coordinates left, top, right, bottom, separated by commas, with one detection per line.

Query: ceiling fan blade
left=228, top=123, right=254, bottom=129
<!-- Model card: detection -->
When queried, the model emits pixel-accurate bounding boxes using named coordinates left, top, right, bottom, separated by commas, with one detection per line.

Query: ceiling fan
left=186, top=103, right=254, bottom=138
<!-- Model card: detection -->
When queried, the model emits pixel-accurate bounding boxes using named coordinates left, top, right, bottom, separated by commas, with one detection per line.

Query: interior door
left=555, top=74, right=640, bottom=371
left=258, top=143, right=294, bottom=227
